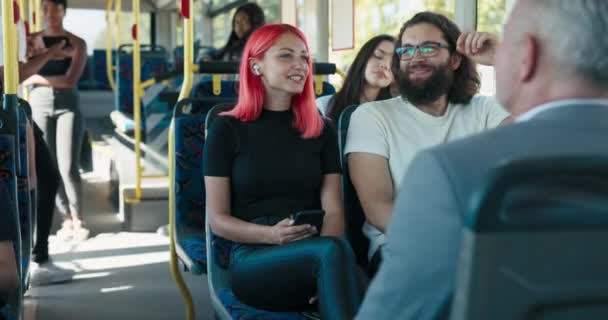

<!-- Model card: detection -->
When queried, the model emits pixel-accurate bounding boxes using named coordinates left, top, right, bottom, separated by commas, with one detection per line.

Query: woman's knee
left=315, top=237, right=354, bottom=263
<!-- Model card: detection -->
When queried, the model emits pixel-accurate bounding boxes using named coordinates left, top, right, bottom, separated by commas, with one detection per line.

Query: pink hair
left=221, top=24, right=324, bottom=139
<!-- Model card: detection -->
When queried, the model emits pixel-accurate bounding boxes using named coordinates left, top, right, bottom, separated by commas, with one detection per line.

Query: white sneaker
left=71, top=226, right=90, bottom=243
left=56, top=220, right=74, bottom=242
left=29, top=261, right=76, bottom=286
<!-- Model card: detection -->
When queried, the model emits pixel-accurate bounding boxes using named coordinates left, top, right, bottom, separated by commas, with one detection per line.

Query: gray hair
left=528, top=0, right=608, bottom=87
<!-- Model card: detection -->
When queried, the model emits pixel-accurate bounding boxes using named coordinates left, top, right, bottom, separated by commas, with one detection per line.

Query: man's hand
left=456, top=31, right=500, bottom=66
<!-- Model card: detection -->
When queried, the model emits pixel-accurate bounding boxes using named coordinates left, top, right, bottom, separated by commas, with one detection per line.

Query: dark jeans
left=229, top=216, right=363, bottom=320
left=31, top=123, right=60, bottom=264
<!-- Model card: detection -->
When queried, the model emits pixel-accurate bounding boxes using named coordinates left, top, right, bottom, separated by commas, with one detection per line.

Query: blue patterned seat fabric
left=193, top=80, right=238, bottom=99
left=116, top=51, right=169, bottom=133
left=16, top=109, right=31, bottom=287
left=174, top=103, right=211, bottom=274
left=93, top=49, right=116, bottom=90
left=0, top=133, right=21, bottom=316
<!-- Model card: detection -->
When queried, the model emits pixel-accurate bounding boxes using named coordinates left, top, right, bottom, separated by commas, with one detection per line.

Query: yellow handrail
left=18, top=0, right=27, bottom=99
left=169, top=0, right=195, bottom=319
left=105, top=0, right=116, bottom=91
left=128, top=0, right=143, bottom=202
left=17, top=0, right=25, bottom=28
left=3, top=0, right=19, bottom=94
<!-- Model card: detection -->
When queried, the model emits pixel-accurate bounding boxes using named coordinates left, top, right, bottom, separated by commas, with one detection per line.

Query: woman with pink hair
left=204, top=24, right=362, bottom=319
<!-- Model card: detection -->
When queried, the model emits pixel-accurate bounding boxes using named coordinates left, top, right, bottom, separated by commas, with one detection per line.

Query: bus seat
left=16, top=107, right=32, bottom=289
left=316, top=81, right=336, bottom=98
left=172, top=99, right=217, bottom=275
left=337, top=105, right=371, bottom=273
left=0, top=97, right=23, bottom=319
left=451, top=156, right=608, bottom=320
left=93, top=49, right=116, bottom=90
left=192, top=80, right=238, bottom=99
left=116, top=45, right=170, bottom=127
left=77, top=56, right=95, bottom=90
left=205, top=104, right=314, bottom=320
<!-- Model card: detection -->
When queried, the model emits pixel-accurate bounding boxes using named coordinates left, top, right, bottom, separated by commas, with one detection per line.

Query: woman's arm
left=320, top=173, right=345, bottom=237
left=23, top=35, right=87, bottom=88
left=205, top=176, right=316, bottom=245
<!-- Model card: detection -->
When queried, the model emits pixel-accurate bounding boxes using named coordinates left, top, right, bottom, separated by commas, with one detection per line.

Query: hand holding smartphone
left=291, top=209, right=325, bottom=232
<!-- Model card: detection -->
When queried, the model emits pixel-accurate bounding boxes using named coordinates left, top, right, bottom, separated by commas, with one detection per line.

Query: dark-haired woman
left=25, top=0, right=88, bottom=241
left=211, top=2, right=265, bottom=61
left=317, top=35, right=395, bottom=122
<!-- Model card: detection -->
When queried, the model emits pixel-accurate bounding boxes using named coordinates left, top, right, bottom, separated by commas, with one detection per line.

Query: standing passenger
left=204, top=24, right=362, bottom=319
left=317, top=35, right=396, bottom=122
left=25, top=0, right=88, bottom=241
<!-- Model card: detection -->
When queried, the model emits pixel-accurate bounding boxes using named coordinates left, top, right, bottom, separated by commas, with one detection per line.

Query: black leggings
left=31, top=123, right=60, bottom=264
left=229, top=236, right=363, bottom=320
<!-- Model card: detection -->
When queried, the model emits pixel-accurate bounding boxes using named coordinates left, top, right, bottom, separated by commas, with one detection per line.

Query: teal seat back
left=16, top=106, right=31, bottom=289
left=451, top=156, right=608, bottom=320
left=337, top=105, right=370, bottom=271
left=172, top=98, right=235, bottom=275
left=0, top=95, right=22, bottom=318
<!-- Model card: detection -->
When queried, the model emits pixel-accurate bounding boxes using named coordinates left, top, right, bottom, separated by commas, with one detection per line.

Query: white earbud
left=253, top=64, right=261, bottom=75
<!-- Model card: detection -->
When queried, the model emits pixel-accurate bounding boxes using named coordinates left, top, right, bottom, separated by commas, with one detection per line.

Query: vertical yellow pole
left=115, top=0, right=121, bottom=48
left=28, top=0, right=33, bottom=26
left=33, top=0, right=40, bottom=32
left=169, top=1, right=195, bottom=319
left=177, top=0, right=193, bottom=101
left=3, top=0, right=19, bottom=94
left=18, top=0, right=28, bottom=100
left=105, top=0, right=116, bottom=91
left=132, top=0, right=142, bottom=200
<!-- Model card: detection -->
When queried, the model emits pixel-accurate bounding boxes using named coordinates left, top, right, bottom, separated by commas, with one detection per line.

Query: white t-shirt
left=344, top=95, right=510, bottom=259
left=0, top=14, right=27, bottom=65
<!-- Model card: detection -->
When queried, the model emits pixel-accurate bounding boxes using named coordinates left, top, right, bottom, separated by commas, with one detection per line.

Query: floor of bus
left=23, top=90, right=214, bottom=320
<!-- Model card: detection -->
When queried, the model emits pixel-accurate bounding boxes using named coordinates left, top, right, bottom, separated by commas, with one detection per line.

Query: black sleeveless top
left=38, top=58, right=72, bottom=76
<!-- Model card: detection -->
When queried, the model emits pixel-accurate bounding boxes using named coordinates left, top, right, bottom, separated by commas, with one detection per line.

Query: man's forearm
left=365, top=201, right=394, bottom=233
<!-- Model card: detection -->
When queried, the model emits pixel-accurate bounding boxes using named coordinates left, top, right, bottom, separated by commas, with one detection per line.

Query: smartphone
left=42, top=36, right=70, bottom=48
left=292, top=209, right=325, bottom=231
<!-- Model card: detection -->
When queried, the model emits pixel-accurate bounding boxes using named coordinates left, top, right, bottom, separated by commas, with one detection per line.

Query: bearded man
left=344, top=12, right=510, bottom=273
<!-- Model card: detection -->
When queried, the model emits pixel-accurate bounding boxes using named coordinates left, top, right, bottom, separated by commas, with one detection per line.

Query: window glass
left=328, top=0, right=455, bottom=86
left=477, top=0, right=506, bottom=95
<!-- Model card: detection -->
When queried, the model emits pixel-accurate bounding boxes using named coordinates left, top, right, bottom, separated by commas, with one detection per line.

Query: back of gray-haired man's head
left=524, top=0, right=608, bottom=88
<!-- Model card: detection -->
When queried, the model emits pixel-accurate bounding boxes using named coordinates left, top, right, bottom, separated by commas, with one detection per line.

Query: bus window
left=255, top=0, right=280, bottom=23
left=328, top=0, right=455, bottom=86
left=477, top=0, right=507, bottom=95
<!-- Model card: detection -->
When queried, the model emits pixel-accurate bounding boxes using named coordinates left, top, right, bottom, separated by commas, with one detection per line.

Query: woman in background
left=211, top=2, right=265, bottom=61
left=317, top=35, right=395, bottom=122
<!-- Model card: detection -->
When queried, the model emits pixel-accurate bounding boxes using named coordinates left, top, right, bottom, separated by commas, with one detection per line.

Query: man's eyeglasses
left=395, top=42, right=451, bottom=60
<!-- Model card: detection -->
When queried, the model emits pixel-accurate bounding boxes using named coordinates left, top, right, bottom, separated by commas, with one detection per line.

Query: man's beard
left=398, top=61, right=454, bottom=106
